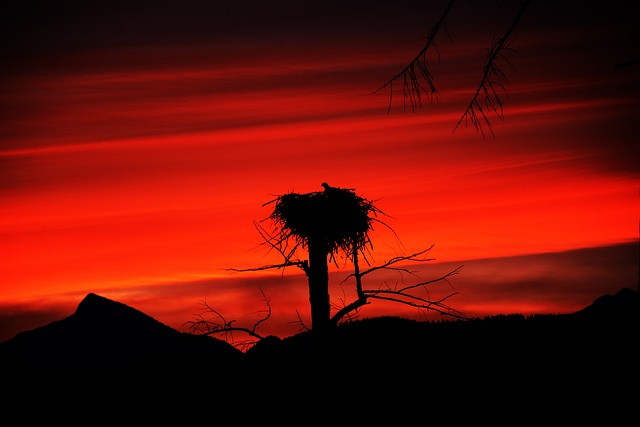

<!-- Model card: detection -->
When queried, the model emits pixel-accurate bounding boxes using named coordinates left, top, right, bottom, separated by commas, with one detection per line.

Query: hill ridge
left=1, top=287, right=637, bottom=374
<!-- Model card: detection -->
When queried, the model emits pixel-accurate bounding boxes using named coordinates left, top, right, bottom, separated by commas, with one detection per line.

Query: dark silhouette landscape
left=2, top=288, right=637, bottom=403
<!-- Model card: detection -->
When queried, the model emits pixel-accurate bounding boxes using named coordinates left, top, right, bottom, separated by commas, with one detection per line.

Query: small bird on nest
left=321, top=182, right=355, bottom=192
left=321, top=182, right=334, bottom=191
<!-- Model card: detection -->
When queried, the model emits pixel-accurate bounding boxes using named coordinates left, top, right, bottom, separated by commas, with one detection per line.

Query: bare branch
left=294, top=309, right=311, bottom=333
left=184, top=288, right=272, bottom=351
left=453, top=0, right=533, bottom=137
left=225, top=260, right=307, bottom=274
left=331, top=247, right=465, bottom=325
left=374, top=0, right=456, bottom=112
left=252, top=219, right=303, bottom=267
left=394, top=264, right=463, bottom=294
left=225, top=220, right=309, bottom=276
left=376, top=0, right=533, bottom=135
left=363, top=289, right=465, bottom=319
left=358, top=245, right=436, bottom=278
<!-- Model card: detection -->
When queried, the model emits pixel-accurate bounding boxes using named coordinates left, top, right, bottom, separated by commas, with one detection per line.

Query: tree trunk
left=307, top=237, right=330, bottom=333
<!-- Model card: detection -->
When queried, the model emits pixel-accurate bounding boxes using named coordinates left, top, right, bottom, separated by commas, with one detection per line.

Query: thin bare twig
left=184, top=288, right=272, bottom=351
left=331, top=250, right=464, bottom=324
left=376, top=0, right=532, bottom=136
left=453, top=0, right=533, bottom=137
left=373, top=0, right=457, bottom=112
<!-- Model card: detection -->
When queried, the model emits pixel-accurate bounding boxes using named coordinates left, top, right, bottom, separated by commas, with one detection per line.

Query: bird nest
left=265, top=184, right=382, bottom=254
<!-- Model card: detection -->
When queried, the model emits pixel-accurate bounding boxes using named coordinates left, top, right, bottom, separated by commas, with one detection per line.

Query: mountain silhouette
left=2, top=288, right=638, bottom=366
left=572, top=286, right=639, bottom=319
left=1, top=292, right=243, bottom=376
left=1, top=287, right=637, bottom=410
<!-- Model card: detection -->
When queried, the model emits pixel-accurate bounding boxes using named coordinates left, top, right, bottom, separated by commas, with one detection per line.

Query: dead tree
left=260, top=181, right=386, bottom=333
left=187, top=183, right=464, bottom=345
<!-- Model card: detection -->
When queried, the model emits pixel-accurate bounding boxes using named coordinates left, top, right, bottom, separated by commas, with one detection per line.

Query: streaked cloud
left=0, top=0, right=637, bottom=343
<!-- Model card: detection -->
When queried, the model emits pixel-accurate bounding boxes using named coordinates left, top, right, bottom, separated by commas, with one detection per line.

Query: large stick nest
left=265, top=183, right=385, bottom=256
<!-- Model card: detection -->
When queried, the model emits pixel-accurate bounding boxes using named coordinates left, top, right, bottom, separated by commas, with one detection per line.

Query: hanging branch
left=453, top=0, right=533, bottom=137
left=373, top=0, right=457, bottom=113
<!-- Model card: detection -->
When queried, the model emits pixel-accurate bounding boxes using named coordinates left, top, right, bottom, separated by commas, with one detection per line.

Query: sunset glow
left=1, top=0, right=638, bottom=344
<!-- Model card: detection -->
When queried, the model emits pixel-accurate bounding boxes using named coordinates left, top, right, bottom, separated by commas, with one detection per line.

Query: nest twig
left=263, top=183, right=387, bottom=260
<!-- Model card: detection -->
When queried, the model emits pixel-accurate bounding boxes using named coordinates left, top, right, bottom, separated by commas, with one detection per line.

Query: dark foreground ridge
left=0, top=292, right=243, bottom=373
left=1, top=288, right=638, bottom=412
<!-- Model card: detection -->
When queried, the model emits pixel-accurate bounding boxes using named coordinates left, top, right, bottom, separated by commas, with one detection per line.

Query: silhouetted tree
left=187, top=183, right=464, bottom=346
left=260, top=181, right=383, bottom=333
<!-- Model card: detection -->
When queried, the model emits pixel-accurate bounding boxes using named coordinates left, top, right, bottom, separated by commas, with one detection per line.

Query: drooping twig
left=373, top=0, right=457, bottom=112
left=375, top=0, right=533, bottom=136
left=453, top=0, right=533, bottom=137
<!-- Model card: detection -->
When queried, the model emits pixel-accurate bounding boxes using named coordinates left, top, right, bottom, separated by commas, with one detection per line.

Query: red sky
left=1, top=0, right=638, bottom=344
